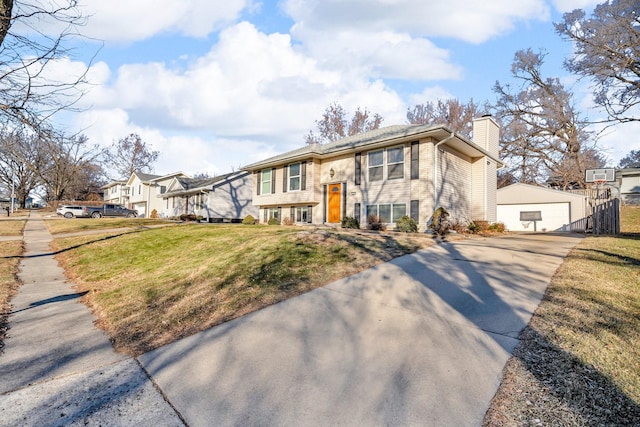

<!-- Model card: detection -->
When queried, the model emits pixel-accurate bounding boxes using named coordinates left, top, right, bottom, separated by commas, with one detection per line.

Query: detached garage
left=497, top=183, right=589, bottom=232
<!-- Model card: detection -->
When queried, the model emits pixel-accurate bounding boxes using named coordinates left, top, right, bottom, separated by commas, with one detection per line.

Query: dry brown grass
left=621, top=205, right=640, bottom=234
left=53, top=225, right=441, bottom=356
left=0, top=219, right=26, bottom=236
left=484, top=233, right=640, bottom=425
left=0, top=241, right=24, bottom=353
left=44, top=217, right=174, bottom=235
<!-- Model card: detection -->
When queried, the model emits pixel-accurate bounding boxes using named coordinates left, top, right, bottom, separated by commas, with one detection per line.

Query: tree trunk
left=0, top=0, right=13, bottom=47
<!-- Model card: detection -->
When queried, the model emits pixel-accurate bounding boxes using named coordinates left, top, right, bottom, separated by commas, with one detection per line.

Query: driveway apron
left=140, top=233, right=582, bottom=427
left=0, top=212, right=183, bottom=426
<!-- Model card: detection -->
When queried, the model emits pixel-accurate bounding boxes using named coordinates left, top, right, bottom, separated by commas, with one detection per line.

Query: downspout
left=433, top=132, right=455, bottom=211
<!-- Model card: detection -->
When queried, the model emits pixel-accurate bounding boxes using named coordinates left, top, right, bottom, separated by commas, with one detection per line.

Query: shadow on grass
left=0, top=229, right=144, bottom=260
left=486, top=326, right=640, bottom=425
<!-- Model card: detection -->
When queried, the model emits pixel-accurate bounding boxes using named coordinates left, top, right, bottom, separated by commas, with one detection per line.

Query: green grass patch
left=45, top=217, right=174, bottom=235
left=54, top=225, right=434, bottom=355
left=0, top=219, right=26, bottom=236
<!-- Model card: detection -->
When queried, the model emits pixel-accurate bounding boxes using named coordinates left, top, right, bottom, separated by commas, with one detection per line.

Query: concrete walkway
left=0, top=211, right=583, bottom=426
left=0, top=212, right=183, bottom=426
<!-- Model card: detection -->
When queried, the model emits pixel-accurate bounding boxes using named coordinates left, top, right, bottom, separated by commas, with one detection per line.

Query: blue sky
left=47, top=0, right=638, bottom=178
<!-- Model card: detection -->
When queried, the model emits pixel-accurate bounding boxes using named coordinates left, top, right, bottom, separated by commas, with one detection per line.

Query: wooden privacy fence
left=591, top=198, right=621, bottom=236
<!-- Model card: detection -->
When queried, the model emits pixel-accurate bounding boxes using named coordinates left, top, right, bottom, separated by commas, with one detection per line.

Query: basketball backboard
left=585, top=168, right=615, bottom=183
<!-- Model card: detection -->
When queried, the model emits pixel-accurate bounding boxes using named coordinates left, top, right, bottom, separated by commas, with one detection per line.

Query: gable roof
left=242, top=123, right=500, bottom=170
left=160, top=171, right=251, bottom=197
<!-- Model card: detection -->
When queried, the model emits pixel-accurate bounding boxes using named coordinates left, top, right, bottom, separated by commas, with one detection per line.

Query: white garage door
left=133, top=203, right=147, bottom=217
left=497, top=202, right=571, bottom=232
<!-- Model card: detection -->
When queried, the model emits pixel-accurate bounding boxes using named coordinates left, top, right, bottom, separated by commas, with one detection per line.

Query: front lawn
left=0, top=219, right=26, bottom=236
left=45, top=217, right=174, bottom=235
left=53, top=225, right=436, bottom=356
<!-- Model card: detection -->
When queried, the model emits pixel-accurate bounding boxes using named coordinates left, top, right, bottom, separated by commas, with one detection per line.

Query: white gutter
left=433, top=132, right=455, bottom=210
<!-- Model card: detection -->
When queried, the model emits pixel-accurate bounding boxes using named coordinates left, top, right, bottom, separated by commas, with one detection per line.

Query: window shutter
left=411, top=142, right=419, bottom=180
left=283, top=165, right=288, bottom=193
left=290, top=206, right=295, bottom=220
left=354, top=202, right=361, bottom=223
left=301, top=161, right=307, bottom=190
left=410, top=200, right=419, bottom=222
left=307, top=205, right=313, bottom=223
left=277, top=207, right=282, bottom=220
left=355, top=153, right=361, bottom=185
left=256, top=171, right=261, bottom=195
left=271, top=168, right=276, bottom=194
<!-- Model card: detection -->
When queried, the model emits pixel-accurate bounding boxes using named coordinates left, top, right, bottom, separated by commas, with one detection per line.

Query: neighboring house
left=101, top=180, right=128, bottom=205
left=126, top=171, right=189, bottom=217
left=617, top=168, right=640, bottom=205
left=497, top=183, right=589, bottom=232
left=160, top=171, right=257, bottom=222
left=242, top=116, right=501, bottom=230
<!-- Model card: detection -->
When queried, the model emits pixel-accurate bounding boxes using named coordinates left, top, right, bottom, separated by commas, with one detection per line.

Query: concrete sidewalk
left=0, top=211, right=183, bottom=426
left=140, top=233, right=582, bottom=426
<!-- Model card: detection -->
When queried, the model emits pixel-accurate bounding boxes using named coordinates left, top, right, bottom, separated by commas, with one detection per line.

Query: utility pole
left=10, top=169, right=15, bottom=213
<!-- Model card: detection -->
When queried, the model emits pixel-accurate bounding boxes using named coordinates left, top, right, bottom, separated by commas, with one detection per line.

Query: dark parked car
left=81, top=204, right=138, bottom=218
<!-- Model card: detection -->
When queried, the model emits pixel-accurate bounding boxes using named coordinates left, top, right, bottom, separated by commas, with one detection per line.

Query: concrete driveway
left=140, top=233, right=582, bottom=426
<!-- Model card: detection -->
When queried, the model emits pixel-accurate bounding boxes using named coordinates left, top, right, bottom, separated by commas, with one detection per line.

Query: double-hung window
left=368, top=150, right=383, bottom=181
left=289, top=163, right=301, bottom=191
left=387, top=146, right=404, bottom=179
left=261, top=169, right=272, bottom=194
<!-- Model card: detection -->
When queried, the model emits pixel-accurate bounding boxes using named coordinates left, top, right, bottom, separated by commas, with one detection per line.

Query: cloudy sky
left=49, top=0, right=638, bottom=177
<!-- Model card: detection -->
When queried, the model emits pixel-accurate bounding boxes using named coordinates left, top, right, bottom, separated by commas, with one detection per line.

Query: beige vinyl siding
left=471, top=158, right=486, bottom=220
left=486, top=160, right=497, bottom=222
left=437, top=146, right=472, bottom=221
left=254, top=162, right=318, bottom=206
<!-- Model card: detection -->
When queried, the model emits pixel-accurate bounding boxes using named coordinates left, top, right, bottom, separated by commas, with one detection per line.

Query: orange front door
left=328, top=183, right=341, bottom=223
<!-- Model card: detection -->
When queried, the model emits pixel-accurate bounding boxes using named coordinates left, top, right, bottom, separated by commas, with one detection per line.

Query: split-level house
left=242, top=116, right=501, bottom=230
left=126, top=171, right=189, bottom=217
left=159, top=171, right=258, bottom=221
left=101, top=181, right=128, bottom=205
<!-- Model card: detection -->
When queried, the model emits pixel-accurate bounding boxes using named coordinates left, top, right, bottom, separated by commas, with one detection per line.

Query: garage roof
left=497, top=183, right=587, bottom=204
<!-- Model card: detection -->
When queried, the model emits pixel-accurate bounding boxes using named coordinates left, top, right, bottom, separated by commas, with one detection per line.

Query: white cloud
left=408, top=86, right=455, bottom=107
left=79, top=0, right=254, bottom=42
left=285, top=0, right=550, bottom=44
left=70, top=21, right=410, bottom=174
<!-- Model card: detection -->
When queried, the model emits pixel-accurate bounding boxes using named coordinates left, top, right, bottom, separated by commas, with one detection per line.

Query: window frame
left=260, top=168, right=272, bottom=194
left=365, top=203, right=407, bottom=223
left=386, top=145, right=405, bottom=180
left=368, top=150, right=384, bottom=182
left=289, top=162, right=301, bottom=191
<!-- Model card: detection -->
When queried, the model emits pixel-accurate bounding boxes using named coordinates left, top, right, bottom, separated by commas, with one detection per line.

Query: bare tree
left=37, top=132, right=105, bottom=201
left=618, top=149, right=640, bottom=168
left=0, top=1, right=88, bottom=128
left=0, top=127, right=43, bottom=206
left=305, top=102, right=383, bottom=144
left=492, top=49, right=596, bottom=189
left=556, top=0, right=640, bottom=123
left=108, top=133, right=159, bottom=179
left=407, top=98, right=487, bottom=138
